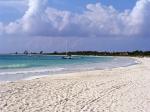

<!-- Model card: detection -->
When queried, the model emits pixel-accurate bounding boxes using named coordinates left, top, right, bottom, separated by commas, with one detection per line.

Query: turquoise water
left=0, top=55, right=137, bottom=82
left=0, top=55, right=112, bottom=69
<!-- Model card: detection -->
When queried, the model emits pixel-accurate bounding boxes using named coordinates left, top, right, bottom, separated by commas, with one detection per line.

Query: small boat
left=62, top=55, right=72, bottom=59
left=62, top=54, right=72, bottom=59
left=62, top=40, right=72, bottom=59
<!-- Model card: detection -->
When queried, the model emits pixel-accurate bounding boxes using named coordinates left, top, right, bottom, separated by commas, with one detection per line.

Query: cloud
left=126, top=0, right=150, bottom=36
left=0, top=0, right=150, bottom=38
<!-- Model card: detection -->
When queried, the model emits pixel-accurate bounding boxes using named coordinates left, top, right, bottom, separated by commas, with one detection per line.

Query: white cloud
left=76, top=3, right=124, bottom=36
left=0, top=0, right=150, bottom=38
left=45, top=7, right=71, bottom=31
left=125, top=0, right=150, bottom=35
left=24, top=0, right=40, bottom=18
left=22, top=0, right=42, bottom=32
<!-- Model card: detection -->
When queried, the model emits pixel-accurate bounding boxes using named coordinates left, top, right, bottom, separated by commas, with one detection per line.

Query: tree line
left=14, top=50, right=150, bottom=57
left=47, top=50, right=150, bottom=57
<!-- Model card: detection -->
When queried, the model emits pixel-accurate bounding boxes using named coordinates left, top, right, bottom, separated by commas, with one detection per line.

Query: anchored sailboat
left=62, top=40, right=72, bottom=59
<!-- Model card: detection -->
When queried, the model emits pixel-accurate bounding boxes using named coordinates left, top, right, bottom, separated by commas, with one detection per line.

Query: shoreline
left=23, top=57, right=139, bottom=81
left=1, top=57, right=150, bottom=112
left=0, top=56, right=138, bottom=83
left=0, top=57, right=141, bottom=84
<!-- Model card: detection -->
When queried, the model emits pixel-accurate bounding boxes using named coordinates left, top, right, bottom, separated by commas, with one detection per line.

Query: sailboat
left=62, top=54, right=72, bottom=59
left=62, top=40, right=72, bottom=59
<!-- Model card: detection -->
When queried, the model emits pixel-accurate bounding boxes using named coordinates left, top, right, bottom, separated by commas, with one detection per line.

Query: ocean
left=0, top=55, right=137, bottom=82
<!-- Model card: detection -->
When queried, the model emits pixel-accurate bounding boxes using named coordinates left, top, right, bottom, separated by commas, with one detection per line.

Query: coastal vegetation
left=47, top=51, right=150, bottom=57
left=13, top=50, right=150, bottom=57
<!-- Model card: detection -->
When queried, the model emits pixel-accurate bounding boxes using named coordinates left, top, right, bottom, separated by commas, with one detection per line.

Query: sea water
left=0, top=55, right=137, bottom=82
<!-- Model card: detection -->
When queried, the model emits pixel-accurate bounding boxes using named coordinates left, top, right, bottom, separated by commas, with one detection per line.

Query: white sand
left=0, top=57, right=150, bottom=112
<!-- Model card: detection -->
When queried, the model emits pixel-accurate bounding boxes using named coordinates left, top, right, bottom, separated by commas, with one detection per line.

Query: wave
left=0, top=64, right=29, bottom=69
left=0, top=67, right=65, bottom=76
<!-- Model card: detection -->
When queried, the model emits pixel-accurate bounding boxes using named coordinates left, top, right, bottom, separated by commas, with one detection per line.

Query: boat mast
left=66, top=40, right=68, bottom=56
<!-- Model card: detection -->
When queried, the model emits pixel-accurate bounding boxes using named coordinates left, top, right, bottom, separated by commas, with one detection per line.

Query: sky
left=0, top=0, right=150, bottom=53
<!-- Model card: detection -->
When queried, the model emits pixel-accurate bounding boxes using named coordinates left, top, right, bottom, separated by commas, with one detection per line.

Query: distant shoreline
left=3, top=50, right=150, bottom=57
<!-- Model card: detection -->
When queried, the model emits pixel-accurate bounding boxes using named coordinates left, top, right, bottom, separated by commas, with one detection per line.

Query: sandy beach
left=0, top=57, right=150, bottom=112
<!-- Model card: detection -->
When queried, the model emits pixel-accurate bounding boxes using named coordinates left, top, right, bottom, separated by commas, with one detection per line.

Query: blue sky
left=48, top=0, right=137, bottom=12
left=0, top=0, right=137, bottom=22
left=0, top=0, right=150, bottom=53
